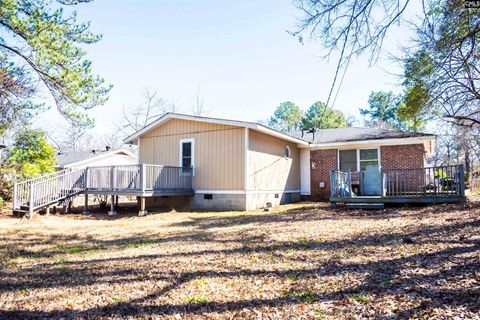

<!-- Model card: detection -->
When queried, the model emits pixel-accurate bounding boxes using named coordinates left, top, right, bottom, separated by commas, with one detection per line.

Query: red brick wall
left=310, top=149, right=337, bottom=200
left=381, top=144, right=427, bottom=193
left=381, top=144, right=426, bottom=170
left=309, top=144, right=427, bottom=199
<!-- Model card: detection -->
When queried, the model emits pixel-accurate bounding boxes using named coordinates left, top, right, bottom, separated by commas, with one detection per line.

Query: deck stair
left=13, top=168, right=87, bottom=217
left=345, top=203, right=384, bottom=210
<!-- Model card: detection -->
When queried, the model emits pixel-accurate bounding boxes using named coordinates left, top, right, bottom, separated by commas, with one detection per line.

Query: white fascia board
left=123, top=114, right=171, bottom=144
left=304, top=135, right=435, bottom=149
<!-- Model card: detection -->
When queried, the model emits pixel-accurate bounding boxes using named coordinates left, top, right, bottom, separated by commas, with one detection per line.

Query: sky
left=35, top=0, right=417, bottom=142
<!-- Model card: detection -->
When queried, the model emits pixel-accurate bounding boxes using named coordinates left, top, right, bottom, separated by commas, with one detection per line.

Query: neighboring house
left=123, top=113, right=448, bottom=211
left=56, top=148, right=137, bottom=169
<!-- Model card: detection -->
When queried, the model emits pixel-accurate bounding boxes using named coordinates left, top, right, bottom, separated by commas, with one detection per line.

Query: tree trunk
left=464, top=146, right=471, bottom=184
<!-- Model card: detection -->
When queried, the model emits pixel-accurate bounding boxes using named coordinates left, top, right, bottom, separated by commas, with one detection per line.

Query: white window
left=359, top=149, right=379, bottom=171
left=179, top=138, right=194, bottom=175
left=338, top=148, right=380, bottom=172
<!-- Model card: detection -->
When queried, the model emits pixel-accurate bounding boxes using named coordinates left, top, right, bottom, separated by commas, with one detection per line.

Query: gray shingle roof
left=56, top=151, right=104, bottom=167
left=287, top=127, right=434, bottom=144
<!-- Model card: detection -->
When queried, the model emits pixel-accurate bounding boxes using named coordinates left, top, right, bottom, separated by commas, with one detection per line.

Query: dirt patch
left=0, top=201, right=479, bottom=319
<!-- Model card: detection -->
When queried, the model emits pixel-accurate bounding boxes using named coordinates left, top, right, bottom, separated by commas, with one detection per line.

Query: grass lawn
left=0, top=201, right=479, bottom=319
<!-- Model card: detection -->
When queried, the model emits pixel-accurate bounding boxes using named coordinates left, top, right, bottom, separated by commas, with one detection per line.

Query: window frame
left=338, top=149, right=358, bottom=172
left=337, top=147, right=381, bottom=172
left=179, top=138, right=195, bottom=176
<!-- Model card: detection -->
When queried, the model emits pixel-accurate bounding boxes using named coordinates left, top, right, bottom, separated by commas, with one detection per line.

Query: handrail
left=16, top=168, right=72, bottom=186
left=13, top=164, right=194, bottom=218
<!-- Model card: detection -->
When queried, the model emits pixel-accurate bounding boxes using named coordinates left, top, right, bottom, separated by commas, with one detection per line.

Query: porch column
left=108, top=195, right=117, bottom=216
left=82, top=194, right=90, bottom=215
left=138, top=196, right=147, bottom=216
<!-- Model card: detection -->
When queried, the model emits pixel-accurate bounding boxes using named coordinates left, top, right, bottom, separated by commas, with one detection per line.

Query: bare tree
left=118, top=89, right=176, bottom=135
left=99, top=132, right=123, bottom=150
left=405, top=1, right=480, bottom=129
left=293, top=0, right=412, bottom=106
left=191, top=86, right=208, bottom=116
left=55, top=112, right=95, bottom=152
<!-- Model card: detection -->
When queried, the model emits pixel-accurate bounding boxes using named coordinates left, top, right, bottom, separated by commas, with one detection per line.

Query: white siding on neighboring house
left=68, top=153, right=138, bottom=169
left=59, top=150, right=138, bottom=169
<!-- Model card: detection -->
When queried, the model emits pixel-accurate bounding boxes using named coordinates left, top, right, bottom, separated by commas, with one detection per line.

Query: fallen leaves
left=0, top=201, right=479, bottom=319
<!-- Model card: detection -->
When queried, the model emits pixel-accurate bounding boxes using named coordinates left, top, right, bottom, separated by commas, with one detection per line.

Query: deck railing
left=85, top=164, right=193, bottom=192
left=13, top=164, right=194, bottom=217
left=13, top=168, right=73, bottom=212
left=330, top=164, right=465, bottom=199
left=144, top=165, right=193, bottom=190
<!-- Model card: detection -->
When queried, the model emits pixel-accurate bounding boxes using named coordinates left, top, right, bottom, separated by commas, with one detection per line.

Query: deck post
left=138, top=196, right=147, bottom=216
left=111, top=166, right=116, bottom=191
left=348, top=170, right=352, bottom=198
left=82, top=194, right=90, bottom=215
left=108, top=194, right=117, bottom=216
left=85, top=167, right=90, bottom=189
left=45, top=206, right=50, bottom=216
left=140, top=164, right=146, bottom=192
left=28, top=181, right=34, bottom=219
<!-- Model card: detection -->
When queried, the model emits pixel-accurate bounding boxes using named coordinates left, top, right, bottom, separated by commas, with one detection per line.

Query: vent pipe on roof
left=308, top=128, right=315, bottom=141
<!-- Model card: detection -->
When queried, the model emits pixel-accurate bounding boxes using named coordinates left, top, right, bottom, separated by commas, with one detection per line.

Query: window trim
left=179, top=138, right=195, bottom=175
left=337, top=147, right=381, bottom=172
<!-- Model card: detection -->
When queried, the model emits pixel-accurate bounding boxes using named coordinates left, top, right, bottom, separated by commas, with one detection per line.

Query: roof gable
left=123, top=113, right=309, bottom=145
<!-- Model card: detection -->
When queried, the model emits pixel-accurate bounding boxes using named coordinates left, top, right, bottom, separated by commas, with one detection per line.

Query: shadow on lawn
left=1, top=203, right=479, bottom=318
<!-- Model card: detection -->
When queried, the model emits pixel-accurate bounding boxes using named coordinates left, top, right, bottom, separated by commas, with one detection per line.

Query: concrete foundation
left=193, top=193, right=247, bottom=211
left=246, top=192, right=301, bottom=210
left=146, top=194, right=247, bottom=211
left=145, top=191, right=301, bottom=212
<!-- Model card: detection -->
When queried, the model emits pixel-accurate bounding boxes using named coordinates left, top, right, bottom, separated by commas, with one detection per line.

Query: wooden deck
left=330, top=195, right=465, bottom=204
left=13, top=164, right=194, bottom=217
left=330, top=165, right=466, bottom=205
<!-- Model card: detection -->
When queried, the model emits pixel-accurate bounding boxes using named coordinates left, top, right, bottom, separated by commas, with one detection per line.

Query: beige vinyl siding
left=247, top=130, right=300, bottom=191
left=139, top=118, right=245, bottom=190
